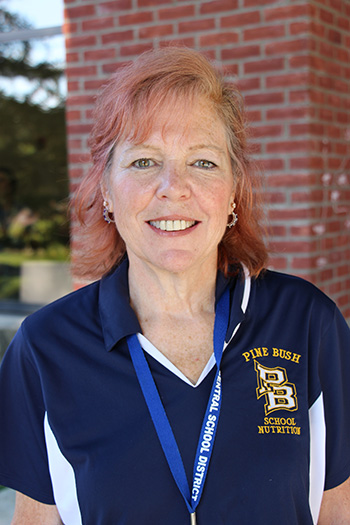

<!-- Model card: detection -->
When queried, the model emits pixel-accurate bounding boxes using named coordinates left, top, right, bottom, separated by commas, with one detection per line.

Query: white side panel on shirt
left=308, top=393, right=326, bottom=524
left=44, top=412, right=82, bottom=525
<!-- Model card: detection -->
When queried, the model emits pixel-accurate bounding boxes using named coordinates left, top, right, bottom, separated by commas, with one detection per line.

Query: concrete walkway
left=0, top=488, right=15, bottom=524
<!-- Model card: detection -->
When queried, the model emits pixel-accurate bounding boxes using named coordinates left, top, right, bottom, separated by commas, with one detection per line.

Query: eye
left=193, top=159, right=217, bottom=169
left=132, top=158, right=156, bottom=169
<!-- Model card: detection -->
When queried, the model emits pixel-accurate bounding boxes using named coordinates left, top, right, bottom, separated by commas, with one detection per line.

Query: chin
left=149, top=250, right=216, bottom=275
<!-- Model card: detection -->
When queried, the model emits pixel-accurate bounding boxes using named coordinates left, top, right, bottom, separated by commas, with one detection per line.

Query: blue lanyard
left=127, top=288, right=230, bottom=520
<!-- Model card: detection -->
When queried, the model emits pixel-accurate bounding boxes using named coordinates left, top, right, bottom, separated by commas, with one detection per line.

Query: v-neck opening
left=137, top=333, right=216, bottom=388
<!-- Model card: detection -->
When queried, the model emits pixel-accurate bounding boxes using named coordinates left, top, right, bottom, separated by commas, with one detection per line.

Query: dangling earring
left=227, top=202, right=238, bottom=228
left=103, top=200, right=115, bottom=224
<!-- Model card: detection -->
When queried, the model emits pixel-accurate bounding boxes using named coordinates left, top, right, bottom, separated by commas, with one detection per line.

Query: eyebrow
left=123, top=143, right=226, bottom=154
left=188, top=144, right=226, bottom=154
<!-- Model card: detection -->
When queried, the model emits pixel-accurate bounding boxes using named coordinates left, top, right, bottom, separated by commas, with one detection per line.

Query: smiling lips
left=149, top=219, right=197, bottom=232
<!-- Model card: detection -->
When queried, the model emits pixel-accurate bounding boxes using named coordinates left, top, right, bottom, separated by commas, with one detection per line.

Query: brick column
left=63, top=0, right=350, bottom=320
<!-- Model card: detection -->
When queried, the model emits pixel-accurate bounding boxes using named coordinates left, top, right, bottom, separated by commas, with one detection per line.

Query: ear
left=100, top=180, right=114, bottom=212
left=228, top=195, right=235, bottom=215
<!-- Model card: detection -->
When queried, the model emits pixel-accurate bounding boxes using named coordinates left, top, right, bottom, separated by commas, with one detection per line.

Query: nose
left=156, top=163, right=191, bottom=201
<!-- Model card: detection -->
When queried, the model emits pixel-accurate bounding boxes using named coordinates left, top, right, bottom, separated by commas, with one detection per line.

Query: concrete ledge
left=20, top=261, right=72, bottom=304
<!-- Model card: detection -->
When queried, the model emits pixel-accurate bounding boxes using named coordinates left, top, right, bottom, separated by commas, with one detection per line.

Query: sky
left=1, top=0, right=66, bottom=105
left=3, top=0, right=64, bottom=28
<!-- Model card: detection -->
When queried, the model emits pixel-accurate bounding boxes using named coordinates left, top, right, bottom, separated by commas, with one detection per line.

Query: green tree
left=0, top=2, right=68, bottom=252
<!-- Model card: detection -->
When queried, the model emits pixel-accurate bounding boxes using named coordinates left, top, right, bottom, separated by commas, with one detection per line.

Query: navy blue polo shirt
left=0, top=260, right=349, bottom=524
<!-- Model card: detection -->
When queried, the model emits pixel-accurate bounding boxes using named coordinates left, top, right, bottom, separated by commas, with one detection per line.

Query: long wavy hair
left=72, top=46, right=268, bottom=280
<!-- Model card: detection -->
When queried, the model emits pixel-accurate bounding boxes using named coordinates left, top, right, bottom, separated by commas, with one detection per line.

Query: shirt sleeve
left=0, top=324, right=55, bottom=504
left=318, top=304, right=350, bottom=490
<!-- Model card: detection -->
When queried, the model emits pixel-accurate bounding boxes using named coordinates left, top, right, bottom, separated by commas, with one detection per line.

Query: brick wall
left=63, top=0, right=350, bottom=319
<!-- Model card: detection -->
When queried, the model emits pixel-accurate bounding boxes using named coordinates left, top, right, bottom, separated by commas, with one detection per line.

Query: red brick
left=290, top=224, right=314, bottom=236
left=221, top=44, right=260, bottom=60
left=269, top=208, right=315, bottom=220
left=289, top=21, right=310, bottom=35
left=263, top=192, right=286, bottom=204
left=244, top=57, right=284, bottom=74
left=337, top=16, right=350, bottom=31
left=310, top=21, right=326, bottom=38
left=290, top=123, right=324, bottom=136
left=290, top=156, right=324, bottom=170
left=84, top=79, right=107, bottom=91
left=221, top=11, right=260, bottom=28
left=139, top=24, right=173, bottom=39
left=67, top=95, right=96, bottom=107
left=66, top=110, right=81, bottom=121
left=120, top=43, right=154, bottom=56
left=292, top=257, right=318, bottom=270
left=266, top=72, right=309, bottom=88
left=319, top=7, right=334, bottom=24
left=268, top=225, right=286, bottom=236
left=338, top=265, right=350, bottom=278
left=258, top=158, right=285, bottom=171
left=200, top=32, right=239, bottom=47
left=67, top=81, right=80, bottom=92
left=328, top=29, right=342, bottom=44
left=266, top=107, right=309, bottom=120
left=267, top=173, right=316, bottom=187
left=67, top=124, right=93, bottom=135
left=102, top=61, right=132, bottom=74
left=244, top=0, right=280, bottom=6
left=319, top=108, right=334, bottom=121
left=138, top=0, right=174, bottom=6
left=159, top=37, right=195, bottom=48
left=84, top=49, right=116, bottom=61
left=98, top=0, right=132, bottom=13
left=68, top=139, right=83, bottom=151
left=179, top=19, right=215, bottom=33
left=235, top=77, right=261, bottom=91
left=336, top=48, right=350, bottom=63
left=65, top=5, right=95, bottom=19
left=244, top=92, right=284, bottom=106
left=291, top=190, right=324, bottom=203
left=268, top=257, right=288, bottom=270
left=246, top=110, right=262, bottom=122
left=250, top=125, right=283, bottom=138
left=265, top=38, right=309, bottom=55
left=101, top=30, right=133, bottom=44
left=66, top=52, right=79, bottom=63
left=66, top=35, right=97, bottom=49
left=289, top=89, right=312, bottom=104
left=82, top=17, right=115, bottom=31
left=69, top=152, right=91, bottom=164
left=244, top=24, right=285, bottom=41
left=63, top=21, right=78, bottom=34
left=200, top=0, right=238, bottom=14
left=289, top=55, right=311, bottom=68
left=270, top=241, right=317, bottom=253
left=265, top=4, right=309, bottom=21
left=66, top=65, right=97, bottom=78
left=159, top=5, right=195, bottom=19
left=267, top=140, right=313, bottom=154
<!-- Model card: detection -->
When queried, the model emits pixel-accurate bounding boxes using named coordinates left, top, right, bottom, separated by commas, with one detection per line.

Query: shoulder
left=251, top=269, right=337, bottom=327
left=21, top=279, right=101, bottom=340
left=255, top=269, right=335, bottom=307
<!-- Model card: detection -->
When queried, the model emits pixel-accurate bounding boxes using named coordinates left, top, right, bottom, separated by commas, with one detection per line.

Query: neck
left=128, top=257, right=218, bottom=320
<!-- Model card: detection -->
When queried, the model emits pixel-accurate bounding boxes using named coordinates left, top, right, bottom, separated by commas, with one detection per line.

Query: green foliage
left=0, top=2, right=69, bottom=292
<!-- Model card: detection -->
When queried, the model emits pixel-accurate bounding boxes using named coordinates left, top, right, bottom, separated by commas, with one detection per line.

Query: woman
left=0, top=47, right=349, bottom=525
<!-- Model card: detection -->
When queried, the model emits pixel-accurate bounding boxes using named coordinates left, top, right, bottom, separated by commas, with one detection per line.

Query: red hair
left=72, top=46, right=268, bottom=279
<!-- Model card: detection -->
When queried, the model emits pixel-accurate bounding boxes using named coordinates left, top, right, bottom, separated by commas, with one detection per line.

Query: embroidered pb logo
left=254, top=361, right=298, bottom=416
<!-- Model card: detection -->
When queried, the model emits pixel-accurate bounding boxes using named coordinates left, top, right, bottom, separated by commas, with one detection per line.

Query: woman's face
left=103, top=97, right=235, bottom=276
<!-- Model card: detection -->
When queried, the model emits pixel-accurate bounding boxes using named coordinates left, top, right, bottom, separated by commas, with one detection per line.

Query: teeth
left=149, top=220, right=196, bottom=231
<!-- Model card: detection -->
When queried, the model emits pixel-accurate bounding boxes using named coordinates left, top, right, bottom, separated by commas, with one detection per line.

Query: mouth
left=148, top=219, right=197, bottom=232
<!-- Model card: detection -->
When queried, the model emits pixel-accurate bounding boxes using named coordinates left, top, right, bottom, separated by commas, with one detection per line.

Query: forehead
left=123, top=94, right=228, bottom=147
